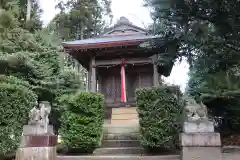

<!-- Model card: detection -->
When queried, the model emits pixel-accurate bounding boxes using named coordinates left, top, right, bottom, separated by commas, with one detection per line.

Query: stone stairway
left=57, top=107, right=179, bottom=160
left=57, top=146, right=240, bottom=160
left=93, top=107, right=143, bottom=155
left=58, top=155, right=180, bottom=160
left=93, top=123, right=143, bottom=155
left=111, top=107, right=139, bottom=125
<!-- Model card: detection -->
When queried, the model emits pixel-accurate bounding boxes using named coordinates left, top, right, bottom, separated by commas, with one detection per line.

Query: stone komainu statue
left=184, top=97, right=208, bottom=121
left=39, top=101, right=51, bottom=131
left=28, top=101, right=51, bottom=132
left=28, top=101, right=40, bottom=125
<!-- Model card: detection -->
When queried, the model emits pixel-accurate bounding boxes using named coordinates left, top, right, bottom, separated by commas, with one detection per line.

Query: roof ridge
left=102, top=17, right=147, bottom=36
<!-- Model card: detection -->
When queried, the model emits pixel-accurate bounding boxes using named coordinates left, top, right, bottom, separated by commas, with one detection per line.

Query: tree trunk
left=26, top=0, right=32, bottom=22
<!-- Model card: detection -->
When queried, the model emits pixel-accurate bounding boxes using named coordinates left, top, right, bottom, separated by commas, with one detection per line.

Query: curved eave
left=62, top=39, right=147, bottom=50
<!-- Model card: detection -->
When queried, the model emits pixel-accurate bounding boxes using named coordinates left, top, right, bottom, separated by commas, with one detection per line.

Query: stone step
left=57, top=155, right=180, bottom=160
left=112, top=107, right=137, bottom=115
left=101, top=140, right=141, bottom=148
left=103, top=133, right=140, bottom=140
left=93, top=147, right=144, bottom=155
left=104, top=124, right=139, bottom=134
left=111, top=113, right=138, bottom=120
left=111, top=119, right=139, bottom=125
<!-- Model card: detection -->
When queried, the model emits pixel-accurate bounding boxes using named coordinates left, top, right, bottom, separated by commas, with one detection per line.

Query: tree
left=49, top=0, right=112, bottom=73
left=144, top=0, right=240, bottom=134
left=0, top=0, right=43, bottom=32
left=51, top=0, right=112, bottom=41
left=0, top=2, right=86, bottom=155
left=145, top=0, right=240, bottom=63
left=144, top=0, right=240, bottom=95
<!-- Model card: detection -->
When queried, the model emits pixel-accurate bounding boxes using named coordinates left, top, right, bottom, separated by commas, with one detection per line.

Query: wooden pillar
left=91, top=57, right=97, bottom=92
left=87, top=71, right=91, bottom=91
left=153, top=64, right=159, bottom=86
left=98, top=75, right=101, bottom=92
left=74, top=59, right=79, bottom=72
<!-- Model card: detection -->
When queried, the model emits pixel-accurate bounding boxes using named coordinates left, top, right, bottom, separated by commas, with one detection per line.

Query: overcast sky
left=39, top=0, right=189, bottom=91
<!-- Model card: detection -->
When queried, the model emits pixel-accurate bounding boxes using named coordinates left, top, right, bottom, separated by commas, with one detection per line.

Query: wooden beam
left=95, top=58, right=152, bottom=66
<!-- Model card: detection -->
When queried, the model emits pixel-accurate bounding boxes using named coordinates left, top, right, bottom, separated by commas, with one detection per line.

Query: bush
left=58, top=69, right=86, bottom=91
left=0, top=83, right=37, bottom=155
left=59, top=92, right=104, bottom=154
left=201, top=92, right=240, bottom=135
left=0, top=75, right=30, bottom=87
left=136, top=85, right=184, bottom=151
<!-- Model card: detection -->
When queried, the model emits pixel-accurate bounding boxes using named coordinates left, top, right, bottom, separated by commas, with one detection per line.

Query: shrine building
left=62, top=17, right=175, bottom=123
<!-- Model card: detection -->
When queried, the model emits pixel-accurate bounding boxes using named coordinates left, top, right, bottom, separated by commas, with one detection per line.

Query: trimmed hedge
left=0, top=83, right=37, bottom=154
left=59, top=92, right=104, bottom=154
left=136, top=85, right=184, bottom=151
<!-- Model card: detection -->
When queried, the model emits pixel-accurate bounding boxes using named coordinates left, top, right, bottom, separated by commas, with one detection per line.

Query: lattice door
left=115, top=74, right=121, bottom=102
left=139, top=72, right=153, bottom=88
left=101, top=72, right=121, bottom=104
left=101, top=75, right=114, bottom=104
left=127, top=72, right=138, bottom=102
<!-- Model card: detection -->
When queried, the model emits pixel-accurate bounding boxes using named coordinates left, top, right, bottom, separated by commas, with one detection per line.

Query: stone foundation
left=180, top=121, right=222, bottom=160
left=22, top=125, right=54, bottom=135
left=16, top=147, right=57, bottom=160
left=183, top=121, right=214, bottom=133
left=16, top=125, right=57, bottom=160
left=180, top=132, right=221, bottom=147
left=181, top=147, right=221, bottom=160
left=20, top=135, right=57, bottom=147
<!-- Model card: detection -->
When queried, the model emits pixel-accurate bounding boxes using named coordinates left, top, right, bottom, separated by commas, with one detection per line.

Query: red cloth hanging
left=121, top=58, right=127, bottom=103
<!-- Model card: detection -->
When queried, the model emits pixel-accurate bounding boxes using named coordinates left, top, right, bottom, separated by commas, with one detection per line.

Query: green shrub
left=0, top=83, right=37, bottom=155
left=0, top=75, right=30, bottom=87
left=201, top=92, right=240, bottom=135
left=136, top=85, right=184, bottom=151
left=59, top=92, right=104, bottom=154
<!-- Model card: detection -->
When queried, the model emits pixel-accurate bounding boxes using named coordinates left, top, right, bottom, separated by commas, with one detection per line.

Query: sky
left=39, top=0, right=189, bottom=91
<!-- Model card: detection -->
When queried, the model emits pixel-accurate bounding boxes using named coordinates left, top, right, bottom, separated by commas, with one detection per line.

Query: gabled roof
left=62, top=17, right=176, bottom=77
left=62, top=17, right=151, bottom=49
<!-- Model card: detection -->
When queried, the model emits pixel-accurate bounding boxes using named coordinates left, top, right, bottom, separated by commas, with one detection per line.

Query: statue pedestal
left=183, top=121, right=214, bottom=133
left=22, top=125, right=54, bottom=135
left=16, top=125, right=57, bottom=160
left=180, top=121, right=222, bottom=160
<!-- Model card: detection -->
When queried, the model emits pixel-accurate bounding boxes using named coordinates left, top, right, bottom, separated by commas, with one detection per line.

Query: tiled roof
left=62, top=35, right=157, bottom=46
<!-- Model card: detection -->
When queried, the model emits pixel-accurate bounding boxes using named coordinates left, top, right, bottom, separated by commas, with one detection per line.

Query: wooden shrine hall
left=62, top=17, right=175, bottom=120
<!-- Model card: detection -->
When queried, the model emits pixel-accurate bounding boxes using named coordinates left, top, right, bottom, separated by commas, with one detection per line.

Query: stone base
left=180, top=132, right=221, bottom=160
left=183, top=121, right=214, bottom=133
left=180, top=133, right=221, bottom=147
left=22, top=125, right=54, bottom=135
left=16, top=147, right=56, bottom=160
left=181, top=147, right=221, bottom=160
left=20, top=135, right=58, bottom=147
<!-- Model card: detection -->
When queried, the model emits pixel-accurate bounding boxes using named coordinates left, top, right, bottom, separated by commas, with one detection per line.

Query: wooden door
left=100, top=70, right=121, bottom=104
left=138, top=72, right=153, bottom=88
left=126, top=72, right=138, bottom=102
